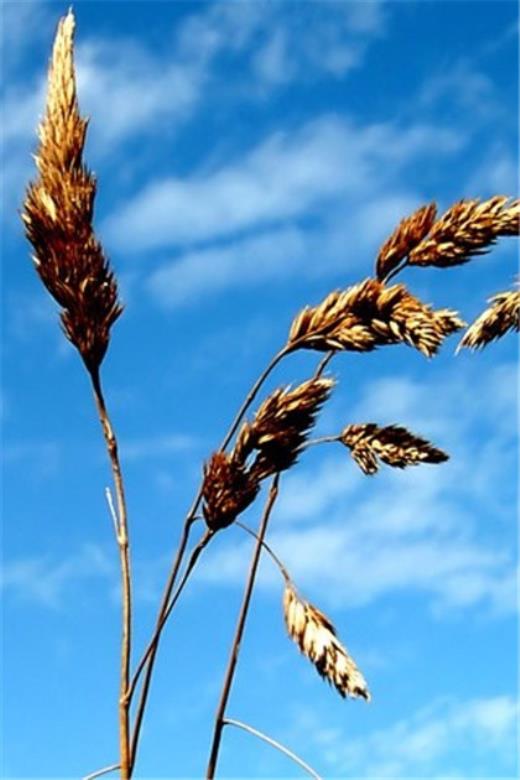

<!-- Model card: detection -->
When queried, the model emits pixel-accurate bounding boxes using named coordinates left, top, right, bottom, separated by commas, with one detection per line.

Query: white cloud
left=291, top=697, right=518, bottom=777
left=106, top=114, right=462, bottom=253
left=145, top=190, right=421, bottom=309
left=312, top=695, right=518, bottom=777
left=196, top=361, right=517, bottom=618
left=0, top=543, right=114, bottom=609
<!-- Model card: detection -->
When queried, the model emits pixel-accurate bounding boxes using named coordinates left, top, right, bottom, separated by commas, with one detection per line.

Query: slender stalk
left=316, top=349, right=335, bottom=377
left=127, top=347, right=289, bottom=773
left=234, top=520, right=291, bottom=583
left=382, top=259, right=408, bottom=283
left=223, top=718, right=322, bottom=780
left=89, top=368, right=132, bottom=780
left=83, top=764, right=120, bottom=780
left=206, top=476, right=280, bottom=780
left=129, top=528, right=213, bottom=768
left=305, top=435, right=341, bottom=448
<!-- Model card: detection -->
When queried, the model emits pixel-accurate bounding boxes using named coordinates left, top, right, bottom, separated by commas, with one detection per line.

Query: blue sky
left=1, top=1, right=519, bottom=778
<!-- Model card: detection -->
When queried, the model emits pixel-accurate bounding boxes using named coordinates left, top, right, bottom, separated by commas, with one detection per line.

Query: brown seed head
left=234, top=378, right=334, bottom=479
left=283, top=586, right=370, bottom=701
left=341, top=423, right=449, bottom=475
left=408, top=196, right=520, bottom=268
left=202, top=452, right=260, bottom=532
left=376, top=203, right=437, bottom=281
left=21, top=11, right=122, bottom=372
left=458, top=289, right=520, bottom=351
left=287, top=278, right=464, bottom=357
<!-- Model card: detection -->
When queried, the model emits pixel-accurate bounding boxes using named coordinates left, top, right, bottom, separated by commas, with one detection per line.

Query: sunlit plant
left=22, top=11, right=520, bottom=780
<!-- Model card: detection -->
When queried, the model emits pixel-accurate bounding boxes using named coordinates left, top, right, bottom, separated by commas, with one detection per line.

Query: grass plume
left=408, top=196, right=520, bottom=268
left=340, top=423, right=449, bottom=475
left=22, top=10, right=122, bottom=372
left=287, top=278, right=464, bottom=357
left=376, top=203, right=437, bottom=281
left=283, top=586, right=370, bottom=701
left=458, top=289, right=520, bottom=351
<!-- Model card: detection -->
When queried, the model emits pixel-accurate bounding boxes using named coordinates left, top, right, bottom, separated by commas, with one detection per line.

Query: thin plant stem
left=316, top=349, right=335, bottom=377
left=383, top=259, right=408, bottom=283
left=83, top=764, right=120, bottom=780
left=305, top=435, right=341, bottom=448
left=89, top=368, right=132, bottom=780
left=223, top=718, right=322, bottom=780
left=234, top=520, right=291, bottom=583
left=205, top=475, right=280, bottom=780
left=129, top=528, right=214, bottom=768
left=127, top=346, right=290, bottom=773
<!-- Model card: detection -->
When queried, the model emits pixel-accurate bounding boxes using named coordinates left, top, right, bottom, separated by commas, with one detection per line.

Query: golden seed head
left=22, top=10, right=122, bottom=372
left=283, top=586, right=370, bottom=701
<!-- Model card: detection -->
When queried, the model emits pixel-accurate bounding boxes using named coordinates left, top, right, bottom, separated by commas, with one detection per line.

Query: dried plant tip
left=458, top=289, right=520, bottom=351
left=287, top=278, right=464, bottom=357
left=283, top=586, right=370, bottom=701
left=341, top=423, right=449, bottom=475
left=408, top=196, right=520, bottom=268
left=235, top=378, right=334, bottom=479
left=376, top=203, right=437, bottom=280
left=22, top=10, right=122, bottom=372
left=202, top=452, right=260, bottom=531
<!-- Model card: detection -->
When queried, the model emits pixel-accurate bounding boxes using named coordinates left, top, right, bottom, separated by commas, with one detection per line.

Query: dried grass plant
left=22, top=12, right=520, bottom=780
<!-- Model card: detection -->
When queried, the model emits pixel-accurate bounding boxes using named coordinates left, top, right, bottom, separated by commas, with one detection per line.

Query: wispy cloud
left=301, top=695, right=518, bottom=777
left=196, top=361, right=517, bottom=618
left=1, top=543, right=114, bottom=609
left=105, top=114, right=462, bottom=253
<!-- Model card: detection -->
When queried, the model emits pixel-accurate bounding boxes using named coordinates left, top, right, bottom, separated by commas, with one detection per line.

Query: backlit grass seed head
left=202, top=452, right=260, bottom=532
left=458, top=289, right=520, bottom=351
left=283, top=586, right=370, bottom=701
left=22, top=10, right=122, bottom=373
left=408, top=196, right=520, bottom=268
left=340, top=423, right=449, bottom=475
left=376, top=203, right=437, bottom=281
left=234, top=378, right=334, bottom=479
left=287, top=278, right=463, bottom=357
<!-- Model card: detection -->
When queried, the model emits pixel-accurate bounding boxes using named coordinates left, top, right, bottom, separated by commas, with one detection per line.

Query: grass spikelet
left=340, top=423, right=449, bottom=475
left=376, top=203, right=437, bottom=280
left=202, top=452, right=260, bottom=531
left=287, top=278, right=464, bottom=357
left=458, top=289, right=520, bottom=351
left=235, top=378, right=335, bottom=479
left=408, top=196, right=520, bottom=269
left=21, top=10, right=122, bottom=372
left=283, top=586, right=370, bottom=701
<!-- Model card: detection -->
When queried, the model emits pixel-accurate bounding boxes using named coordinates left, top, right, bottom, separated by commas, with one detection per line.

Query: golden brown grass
left=287, top=278, right=464, bottom=357
left=21, top=11, right=121, bottom=372
left=340, top=423, right=449, bottom=475
left=283, top=586, right=370, bottom=701
left=458, top=289, right=520, bottom=351
left=23, top=10, right=520, bottom=780
left=376, top=203, right=437, bottom=281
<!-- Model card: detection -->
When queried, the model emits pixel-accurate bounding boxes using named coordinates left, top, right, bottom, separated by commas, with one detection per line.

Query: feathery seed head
left=235, top=378, right=335, bottom=479
left=408, top=197, right=520, bottom=268
left=202, top=452, right=260, bottom=532
left=341, top=423, right=449, bottom=475
left=283, top=586, right=370, bottom=701
left=458, top=289, right=520, bottom=351
left=22, top=10, right=122, bottom=373
left=287, top=278, right=464, bottom=357
left=376, top=203, right=437, bottom=281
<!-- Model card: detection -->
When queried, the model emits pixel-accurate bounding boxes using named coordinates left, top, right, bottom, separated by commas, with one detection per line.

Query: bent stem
left=235, top=520, right=291, bottom=583
left=129, top=528, right=214, bottom=767
left=89, top=368, right=132, bottom=780
left=205, top=475, right=280, bottom=780
left=223, top=719, right=322, bottom=780
left=128, top=346, right=289, bottom=772
left=83, top=764, right=120, bottom=780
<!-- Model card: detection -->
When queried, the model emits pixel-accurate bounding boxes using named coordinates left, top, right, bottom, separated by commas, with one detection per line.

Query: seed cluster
left=22, top=12, right=122, bottom=372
